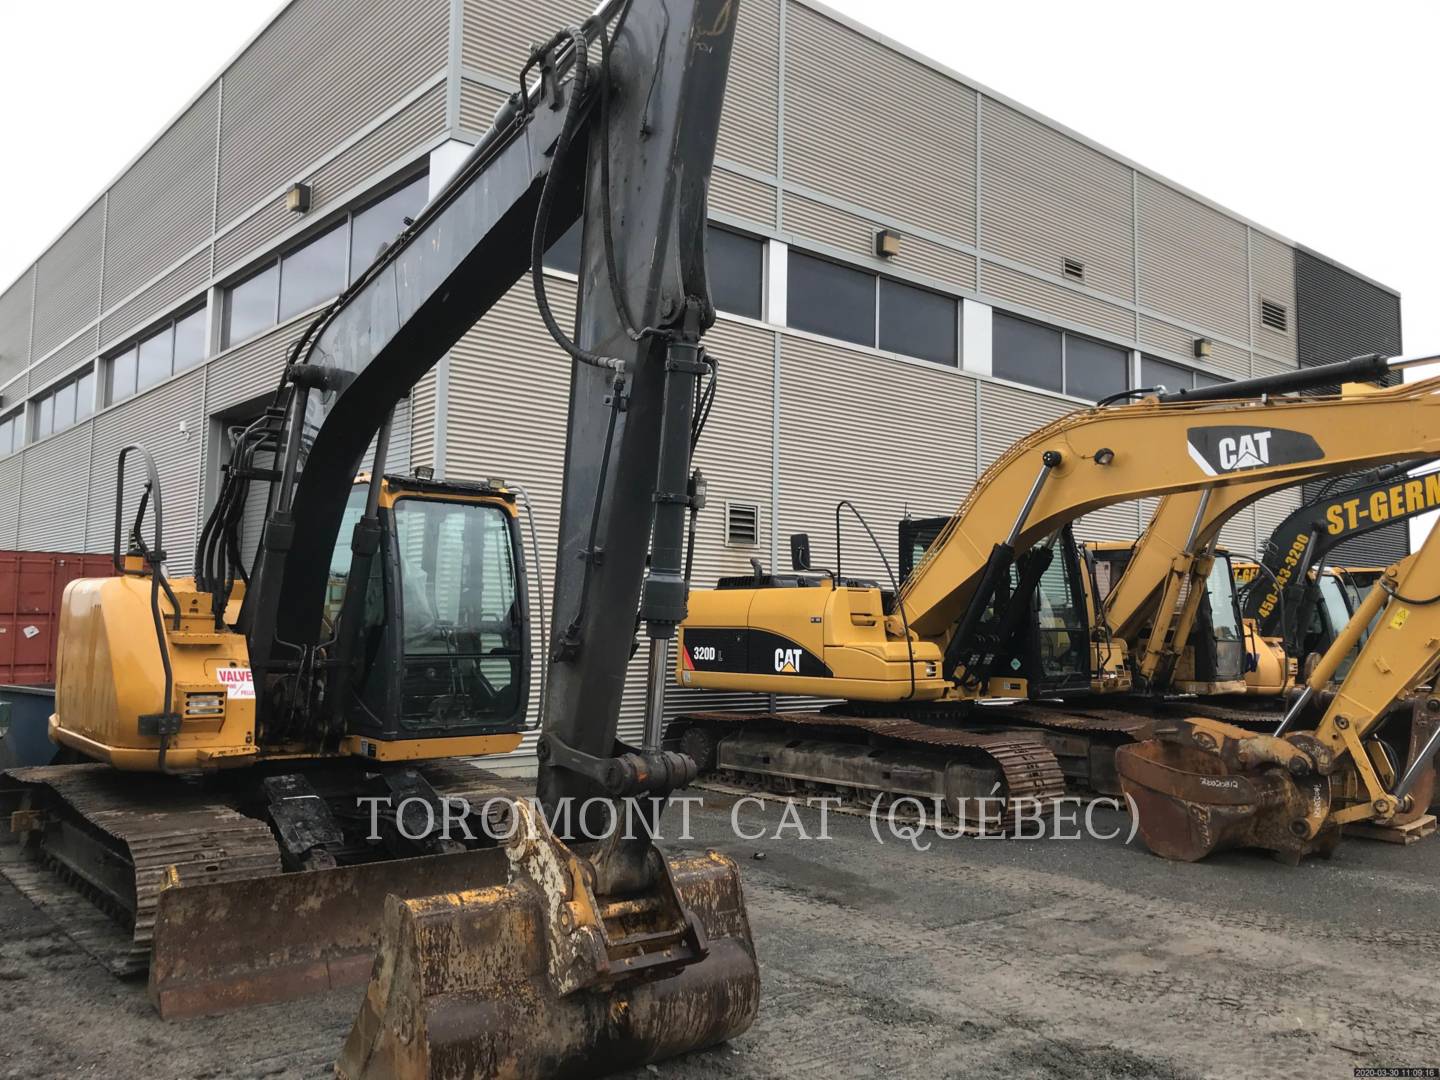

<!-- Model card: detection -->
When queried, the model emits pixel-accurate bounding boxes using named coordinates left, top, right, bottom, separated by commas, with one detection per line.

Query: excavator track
left=671, top=710, right=1066, bottom=833
left=0, top=764, right=281, bottom=976
left=0, top=760, right=521, bottom=982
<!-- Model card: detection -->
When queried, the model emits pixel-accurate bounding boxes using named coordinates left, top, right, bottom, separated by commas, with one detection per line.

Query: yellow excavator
left=1119, top=511, right=1440, bottom=862
left=2, top=1, right=760, bottom=1074
left=670, top=359, right=1440, bottom=818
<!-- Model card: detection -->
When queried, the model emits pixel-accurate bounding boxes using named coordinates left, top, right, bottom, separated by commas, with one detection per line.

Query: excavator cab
left=322, top=475, right=529, bottom=751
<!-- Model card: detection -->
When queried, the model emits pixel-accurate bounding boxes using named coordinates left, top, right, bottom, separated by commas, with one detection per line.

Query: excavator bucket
left=149, top=848, right=514, bottom=1018
left=1115, top=736, right=1337, bottom=863
left=335, top=800, right=760, bottom=1079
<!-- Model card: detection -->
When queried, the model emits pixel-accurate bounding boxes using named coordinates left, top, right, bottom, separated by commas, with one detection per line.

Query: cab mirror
left=790, top=533, right=812, bottom=572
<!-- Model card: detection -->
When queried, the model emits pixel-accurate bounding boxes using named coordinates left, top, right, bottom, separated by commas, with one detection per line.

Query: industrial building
left=0, top=0, right=1404, bottom=753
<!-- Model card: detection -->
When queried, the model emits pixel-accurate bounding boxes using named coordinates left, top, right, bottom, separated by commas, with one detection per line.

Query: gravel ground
left=0, top=786, right=1437, bottom=1079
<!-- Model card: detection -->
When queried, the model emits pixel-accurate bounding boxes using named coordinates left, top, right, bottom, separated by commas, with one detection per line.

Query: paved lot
left=1, top=787, right=1437, bottom=1079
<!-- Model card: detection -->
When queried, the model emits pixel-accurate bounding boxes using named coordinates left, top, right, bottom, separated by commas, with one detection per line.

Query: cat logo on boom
left=775, top=648, right=804, bottom=673
left=1186, top=425, right=1323, bottom=477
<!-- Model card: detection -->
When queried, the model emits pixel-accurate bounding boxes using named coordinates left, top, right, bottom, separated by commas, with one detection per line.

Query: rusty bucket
left=1116, top=738, right=1335, bottom=863
left=335, top=802, right=760, bottom=1079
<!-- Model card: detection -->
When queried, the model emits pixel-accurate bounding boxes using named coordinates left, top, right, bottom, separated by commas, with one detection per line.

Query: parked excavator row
left=2, top=2, right=760, bottom=1075
left=668, top=357, right=1440, bottom=836
left=1120, top=505, right=1440, bottom=862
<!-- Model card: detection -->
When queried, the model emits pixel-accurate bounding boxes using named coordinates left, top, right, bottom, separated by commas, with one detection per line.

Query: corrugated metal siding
left=215, top=0, right=447, bottom=226
left=30, top=332, right=96, bottom=393
left=1250, top=489, right=1301, bottom=562
left=980, top=97, right=1133, bottom=302
left=784, top=3, right=975, bottom=245
left=102, top=86, right=219, bottom=308
left=409, top=369, right=437, bottom=470
left=783, top=194, right=975, bottom=292
left=0, top=269, right=34, bottom=391
left=0, top=455, right=20, bottom=547
left=308, top=86, right=444, bottom=208
left=216, top=89, right=444, bottom=281
left=16, top=426, right=91, bottom=551
left=717, top=0, right=779, bottom=175
left=205, top=318, right=309, bottom=412
left=32, top=201, right=105, bottom=361
left=711, top=169, right=776, bottom=230
left=458, top=79, right=506, bottom=135
left=1218, top=509, right=1258, bottom=560
left=1139, top=316, right=1248, bottom=378
left=1295, top=248, right=1405, bottom=564
left=1250, top=230, right=1296, bottom=364
left=86, top=371, right=206, bottom=574
left=978, top=381, right=1068, bottom=469
left=779, top=335, right=976, bottom=583
left=461, top=0, right=590, bottom=78
left=982, top=261, right=1133, bottom=340
left=99, top=250, right=210, bottom=350
left=1137, top=175, right=1248, bottom=343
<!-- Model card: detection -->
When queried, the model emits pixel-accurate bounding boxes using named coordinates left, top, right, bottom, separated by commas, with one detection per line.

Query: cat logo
left=1187, top=426, right=1322, bottom=477
left=774, top=647, right=804, bottom=673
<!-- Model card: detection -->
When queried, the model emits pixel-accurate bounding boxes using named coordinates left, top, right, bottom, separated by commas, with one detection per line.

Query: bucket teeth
left=336, top=802, right=760, bottom=1080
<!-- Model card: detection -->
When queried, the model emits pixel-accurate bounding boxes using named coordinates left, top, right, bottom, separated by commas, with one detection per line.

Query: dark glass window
left=137, top=326, right=173, bottom=390
left=75, top=372, right=95, bottom=420
left=280, top=224, right=347, bottom=320
left=51, top=381, right=77, bottom=430
left=542, top=219, right=582, bottom=274
left=224, top=264, right=279, bottom=347
left=1065, top=336, right=1129, bottom=401
left=109, top=345, right=138, bottom=402
left=879, top=278, right=957, bottom=365
left=173, top=309, right=206, bottom=371
left=993, top=313, right=1063, bottom=393
left=788, top=251, right=875, bottom=346
left=0, top=413, right=16, bottom=456
left=351, top=174, right=428, bottom=271
left=34, top=394, right=54, bottom=439
left=1142, top=355, right=1204, bottom=392
left=707, top=227, right=763, bottom=319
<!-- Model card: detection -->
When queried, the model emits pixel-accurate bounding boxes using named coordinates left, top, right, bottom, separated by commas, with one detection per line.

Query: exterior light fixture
left=413, top=465, right=435, bottom=481
left=286, top=182, right=312, bottom=213
left=1093, top=447, right=1116, bottom=466
left=874, top=229, right=902, bottom=259
left=1193, top=337, right=1213, bottom=360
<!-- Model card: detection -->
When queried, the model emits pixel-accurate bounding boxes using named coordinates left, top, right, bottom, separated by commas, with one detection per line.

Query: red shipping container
left=0, top=551, right=116, bottom=687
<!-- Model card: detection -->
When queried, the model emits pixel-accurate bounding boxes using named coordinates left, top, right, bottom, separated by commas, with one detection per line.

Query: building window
left=107, top=306, right=208, bottom=405
left=542, top=219, right=581, bottom=275
left=788, top=251, right=876, bottom=347
left=787, top=249, right=959, bottom=365
left=725, top=502, right=760, bottom=546
left=0, top=409, right=20, bottom=457
left=350, top=173, right=428, bottom=270
left=223, top=263, right=279, bottom=348
left=1260, top=298, right=1288, bottom=333
left=993, top=313, right=1063, bottom=394
left=222, top=171, right=430, bottom=349
left=993, top=312, right=1128, bottom=400
left=878, top=278, right=957, bottom=365
left=1141, top=355, right=1225, bottom=392
left=707, top=227, right=764, bottom=320
left=30, top=367, right=95, bottom=443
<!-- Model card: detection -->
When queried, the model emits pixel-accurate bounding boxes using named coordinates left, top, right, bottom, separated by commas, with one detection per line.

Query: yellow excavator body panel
left=49, top=567, right=523, bottom=772
left=678, top=578, right=949, bottom=701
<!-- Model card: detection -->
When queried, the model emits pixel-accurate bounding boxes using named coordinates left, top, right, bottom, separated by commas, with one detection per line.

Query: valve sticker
left=217, top=666, right=256, bottom=700
left=21, top=625, right=38, bottom=639
left=1390, top=607, right=1410, bottom=631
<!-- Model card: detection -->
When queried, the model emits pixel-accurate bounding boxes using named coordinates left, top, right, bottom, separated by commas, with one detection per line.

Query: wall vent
left=725, top=502, right=759, bottom=547
left=1260, top=299, right=1288, bottom=332
left=1061, top=257, right=1086, bottom=282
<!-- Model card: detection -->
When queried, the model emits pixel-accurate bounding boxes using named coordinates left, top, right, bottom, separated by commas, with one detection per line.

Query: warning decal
left=217, top=666, right=256, bottom=700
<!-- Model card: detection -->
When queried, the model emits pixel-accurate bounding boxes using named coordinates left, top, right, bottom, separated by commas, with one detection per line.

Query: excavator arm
left=681, top=357, right=1440, bottom=703
left=1120, top=520, right=1440, bottom=862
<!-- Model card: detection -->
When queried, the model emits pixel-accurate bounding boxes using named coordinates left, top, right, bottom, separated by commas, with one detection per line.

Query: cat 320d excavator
left=2, top=1, right=759, bottom=1075
left=670, top=357, right=1440, bottom=824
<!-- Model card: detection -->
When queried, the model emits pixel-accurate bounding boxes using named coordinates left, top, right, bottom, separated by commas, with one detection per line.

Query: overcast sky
left=2, top=0, right=1436, bottom=354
